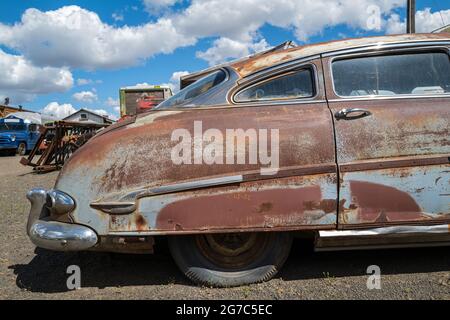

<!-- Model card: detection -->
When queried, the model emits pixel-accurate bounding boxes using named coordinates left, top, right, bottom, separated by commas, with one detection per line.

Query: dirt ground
left=0, top=155, right=449, bottom=300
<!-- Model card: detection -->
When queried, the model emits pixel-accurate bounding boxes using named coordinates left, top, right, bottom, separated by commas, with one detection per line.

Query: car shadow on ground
left=9, top=239, right=450, bottom=293
left=9, top=240, right=190, bottom=293
left=281, top=240, right=450, bottom=281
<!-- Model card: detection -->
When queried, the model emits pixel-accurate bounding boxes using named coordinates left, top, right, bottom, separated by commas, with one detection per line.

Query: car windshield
left=0, top=123, right=26, bottom=132
left=157, top=70, right=227, bottom=109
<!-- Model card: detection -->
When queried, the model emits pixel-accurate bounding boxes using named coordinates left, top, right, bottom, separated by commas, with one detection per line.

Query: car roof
left=229, top=33, right=450, bottom=77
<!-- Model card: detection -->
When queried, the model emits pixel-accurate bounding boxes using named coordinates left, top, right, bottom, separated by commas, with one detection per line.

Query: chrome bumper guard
left=26, top=188, right=98, bottom=251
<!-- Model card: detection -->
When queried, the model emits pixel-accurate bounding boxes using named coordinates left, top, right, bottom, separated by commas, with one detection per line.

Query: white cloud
left=106, top=97, right=120, bottom=107
left=105, top=97, right=121, bottom=119
left=105, top=98, right=122, bottom=119
left=41, top=102, right=76, bottom=119
left=0, top=6, right=196, bottom=70
left=0, top=50, right=73, bottom=93
left=171, top=0, right=404, bottom=43
left=76, top=78, right=93, bottom=86
left=148, top=70, right=189, bottom=93
left=0, top=49, right=73, bottom=104
left=166, top=70, right=189, bottom=92
left=197, top=38, right=270, bottom=66
left=387, top=8, right=450, bottom=34
left=142, top=0, right=180, bottom=14
left=170, top=71, right=189, bottom=84
left=0, top=92, right=35, bottom=105
left=73, top=90, right=98, bottom=103
left=0, top=2, right=407, bottom=72
left=112, top=13, right=124, bottom=22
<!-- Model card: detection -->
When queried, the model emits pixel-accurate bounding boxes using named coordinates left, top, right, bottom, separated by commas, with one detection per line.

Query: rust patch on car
left=341, top=181, right=428, bottom=224
left=155, top=186, right=333, bottom=231
left=135, top=215, right=148, bottom=231
left=303, top=199, right=337, bottom=213
left=257, top=202, right=273, bottom=213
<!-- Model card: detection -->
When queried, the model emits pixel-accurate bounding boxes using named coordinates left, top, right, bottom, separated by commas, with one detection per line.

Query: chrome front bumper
left=26, top=188, right=98, bottom=251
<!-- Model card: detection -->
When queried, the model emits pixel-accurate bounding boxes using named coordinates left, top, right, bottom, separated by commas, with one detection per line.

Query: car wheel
left=168, top=232, right=292, bottom=287
left=17, top=143, right=26, bottom=156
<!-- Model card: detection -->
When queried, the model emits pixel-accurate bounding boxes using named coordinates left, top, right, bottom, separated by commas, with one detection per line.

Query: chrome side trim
left=91, top=175, right=244, bottom=214
left=316, top=224, right=450, bottom=251
left=315, top=241, right=450, bottom=252
left=150, top=175, right=244, bottom=195
left=319, top=224, right=450, bottom=238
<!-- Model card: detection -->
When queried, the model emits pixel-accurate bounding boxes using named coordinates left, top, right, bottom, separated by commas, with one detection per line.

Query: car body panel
left=322, top=46, right=450, bottom=228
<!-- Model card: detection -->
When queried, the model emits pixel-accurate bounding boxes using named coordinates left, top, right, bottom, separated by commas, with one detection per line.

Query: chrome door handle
left=335, top=108, right=372, bottom=120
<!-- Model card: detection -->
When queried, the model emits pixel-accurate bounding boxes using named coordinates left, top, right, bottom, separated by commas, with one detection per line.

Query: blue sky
left=0, top=0, right=448, bottom=119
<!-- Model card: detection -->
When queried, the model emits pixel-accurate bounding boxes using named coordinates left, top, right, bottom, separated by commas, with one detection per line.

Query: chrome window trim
left=327, top=94, right=450, bottom=103
left=229, top=63, right=321, bottom=105
left=321, top=40, right=450, bottom=58
left=233, top=66, right=317, bottom=104
left=149, top=99, right=328, bottom=112
left=328, top=44, right=450, bottom=100
left=155, top=67, right=230, bottom=110
left=228, top=99, right=327, bottom=108
left=239, top=54, right=322, bottom=84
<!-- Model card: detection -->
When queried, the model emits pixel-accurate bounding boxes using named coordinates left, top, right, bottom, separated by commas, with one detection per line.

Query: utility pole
left=406, top=0, right=416, bottom=34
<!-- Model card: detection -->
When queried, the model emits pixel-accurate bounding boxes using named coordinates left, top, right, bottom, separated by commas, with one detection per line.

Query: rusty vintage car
left=26, top=33, right=450, bottom=287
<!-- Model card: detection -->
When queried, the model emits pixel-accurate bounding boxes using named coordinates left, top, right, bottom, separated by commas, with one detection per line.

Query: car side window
left=332, top=51, right=450, bottom=97
left=234, top=68, right=315, bottom=102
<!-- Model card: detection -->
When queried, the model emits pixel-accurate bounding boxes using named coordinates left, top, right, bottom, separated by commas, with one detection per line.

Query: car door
left=322, top=44, right=450, bottom=229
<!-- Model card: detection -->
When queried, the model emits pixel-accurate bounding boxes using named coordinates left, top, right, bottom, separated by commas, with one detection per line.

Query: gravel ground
left=0, top=155, right=449, bottom=300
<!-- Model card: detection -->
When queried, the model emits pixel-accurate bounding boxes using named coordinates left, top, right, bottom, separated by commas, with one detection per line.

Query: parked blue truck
left=0, top=113, right=42, bottom=156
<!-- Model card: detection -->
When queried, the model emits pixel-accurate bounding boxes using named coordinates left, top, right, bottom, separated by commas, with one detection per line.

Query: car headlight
left=10, top=136, right=16, bottom=142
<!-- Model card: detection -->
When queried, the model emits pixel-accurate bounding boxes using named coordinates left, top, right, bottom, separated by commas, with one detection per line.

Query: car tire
left=168, top=232, right=292, bottom=287
left=17, top=143, right=26, bottom=156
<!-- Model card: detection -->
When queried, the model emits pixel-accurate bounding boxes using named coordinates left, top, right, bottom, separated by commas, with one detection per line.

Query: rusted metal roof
left=182, top=34, right=450, bottom=83
left=231, top=33, right=450, bottom=77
